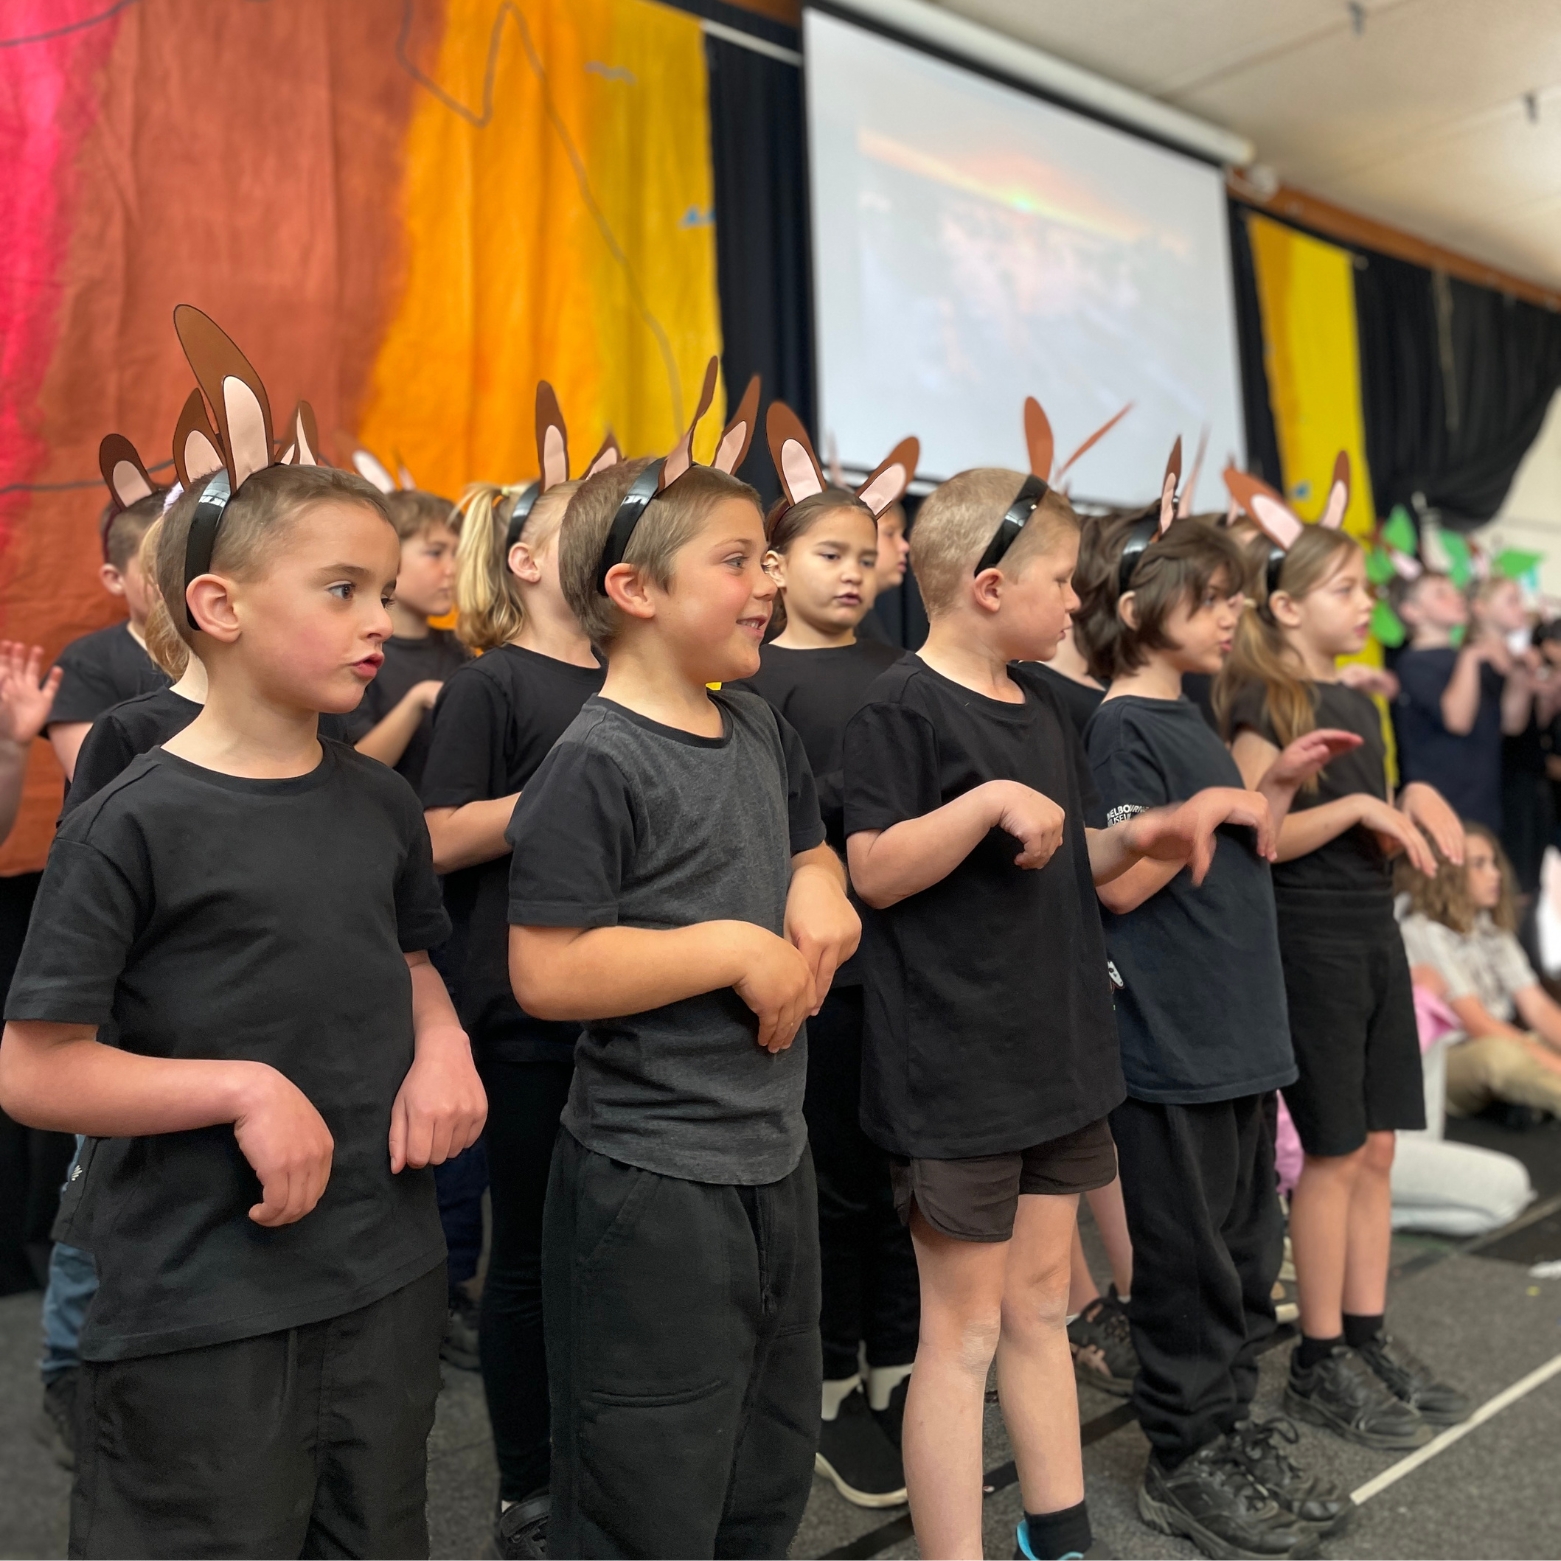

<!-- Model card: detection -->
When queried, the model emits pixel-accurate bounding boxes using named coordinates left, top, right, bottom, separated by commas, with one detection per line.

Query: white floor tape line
left=1350, top=1350, right=1561, bottom=1505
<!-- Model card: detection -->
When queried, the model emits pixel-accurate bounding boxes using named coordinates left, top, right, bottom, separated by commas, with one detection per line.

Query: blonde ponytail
left=136, top=518, right=190, bottom=679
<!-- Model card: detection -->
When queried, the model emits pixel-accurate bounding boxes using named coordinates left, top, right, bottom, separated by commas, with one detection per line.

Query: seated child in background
left=46, top=492, right=170, bottom=782
left=0, top=428, right=485, bottom=1557
left=1399, top=823, right=1561, bottom=1120
left=506, top=430, right=859, bottom=1558
left=842, top=468, right=1269, bottom=1561
left=346, top=490, right=468, bottom=793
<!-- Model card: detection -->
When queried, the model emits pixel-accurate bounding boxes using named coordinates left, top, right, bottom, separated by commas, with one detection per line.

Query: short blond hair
left=559, top=459, right=762, bottom=645
left=911, top=468, right=1079, bottom=616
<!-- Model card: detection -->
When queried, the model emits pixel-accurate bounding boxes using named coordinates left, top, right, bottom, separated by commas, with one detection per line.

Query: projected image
left=806, top=11, right=1245, bottom=502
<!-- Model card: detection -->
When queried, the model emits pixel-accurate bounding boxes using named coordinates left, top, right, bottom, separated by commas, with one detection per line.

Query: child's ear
left=602, top=562, right=657, bottom=622
left=1117, top=590, right=1140, bottom=631
left=763, top=547, right=786, bottom=587
left=506, top=539, right=544, bottom=586
left=972, top=564, right=1005, bottom=613
left=98, top=562, right=127, bottom=598
left=184, top=573, right=242, bottom=642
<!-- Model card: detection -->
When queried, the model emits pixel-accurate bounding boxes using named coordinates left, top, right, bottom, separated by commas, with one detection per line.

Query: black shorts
left=890, top=1117, right=1118, bottom=1243
left=1276, top=891, right=1425, bottom=1157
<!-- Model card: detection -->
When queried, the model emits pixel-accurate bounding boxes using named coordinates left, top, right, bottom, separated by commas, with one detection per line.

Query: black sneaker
left=1284, top=1344, right=1431, bottom=1450
left=1228, top=1416, right=1352, bottom=1537
left=493, top=1491, right=549, bottom=1560
left=441, top=1291, right=480, bottom=1372
left=1137, top=1437, right=1318, bottom=1560
left=816, top=1384, right=907, bottom=1508
left=35, top=1369, right=78, bottom=1471
left=1068, top=1288, right=1136, bottom=1397
left=1355, top=1333, right=1470, bottom=1425
left=871, top=1373, right=909, bottom=1450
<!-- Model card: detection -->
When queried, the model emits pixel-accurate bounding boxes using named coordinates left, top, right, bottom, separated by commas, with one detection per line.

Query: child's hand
left=988, top=780, right=1066, bottom=870
left=1337, top=663, right=1399, bottom=700
left=1397, top=782, right=1463, bottom=866
left=231, top=1064, right=335, bottom=1227
left=389, top=1031, right=487, bottom=1172
left=1128, top=788, right=1275, bottom=882
left=1357, top=797, right=1436, bottom=876
left=785, top=865, right=861, bottom=1014
left=0, top=642, right=62, bottom=747
left=404, top=679, right=444, bottom=714
left=733, top=930, right=817, bottom=1054
left=1261, top=728, right=1363, bottom=793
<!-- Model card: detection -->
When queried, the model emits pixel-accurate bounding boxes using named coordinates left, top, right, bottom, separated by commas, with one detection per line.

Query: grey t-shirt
left=506, top=690, right=826, bottom=1184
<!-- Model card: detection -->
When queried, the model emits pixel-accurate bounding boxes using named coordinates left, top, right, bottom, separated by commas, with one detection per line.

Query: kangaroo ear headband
left=765, top=401, right=918, bottom=533
left=593, top=361, right=762, bottom=595
left=1223, top=452, right=1349, bottom=602
left=1115, top=437, right=1184, bottom=595
left=501, top=383, right=625, bottom=556
left=96, top=434, right=163, bottom=562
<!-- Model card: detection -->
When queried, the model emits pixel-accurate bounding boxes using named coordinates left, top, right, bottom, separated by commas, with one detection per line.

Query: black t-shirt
left=420, top=645, right=605, bottom=1063
left=48, top=622, right=169, bottom=728
left=1027, top=662, right=1104, bottom=740
left=1181, top=672, right=1221, bottom=733
left=842, top=658, right=1123, bottom=1159
left=1085, top=696, right=1295, bottom=1103
left=1393, top=646, right=1504, bottom=831
left=1228, top=678, right=1392, bottom=897
left=5, top=741, right=451, bottom=1362
left=342, top=630, right=469, bottom=794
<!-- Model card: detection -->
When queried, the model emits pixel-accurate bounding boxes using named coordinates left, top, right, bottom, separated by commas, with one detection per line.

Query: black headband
left=974, top=473, right=1048, bottom=575
left=503, top=481, right=543, bottom=554
left=1116, top=514, right=1161, bottom=596
left=183, top=470, right=234, bottom=631
left=1264, top=545, right=1287, bottom=600
left=595, top=460, right=665, bottom=595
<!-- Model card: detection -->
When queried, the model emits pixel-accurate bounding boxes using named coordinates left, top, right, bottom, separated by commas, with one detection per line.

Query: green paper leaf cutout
left=1382, top=507, right=1418, bottom=555
left=1442, top=531, right=1473, bottom=588
left=1449, top=622, right=1466, bottom=648
left=1496, top=548, right=1544, bottom=580
left=1366, top=547, right=1397, bottom=586
left=1370, top=599, right=1406, bottom=648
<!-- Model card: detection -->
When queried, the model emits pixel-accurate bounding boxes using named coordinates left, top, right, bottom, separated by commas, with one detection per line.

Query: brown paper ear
left=661, top=357, right=720, bottom=488
left=352, top=449, right=397, bottom=493
left=765, top=401, right=827, bottom=508
left=584, top=431, right=622, bottom=478
left=99, top=435, right=156, bottom=510
left=282, top=403, right=322, bottom=468
left=535, top=382, right=570, bottom=490
left=173, top=305, right=274, bottom=491
left=172, top=388, right=226, bottom=489
left=1177, top=426, right=1210, bottom=519
left=1055, top=403, right=1132, bottom=483
left=1023, top=396, right=1055, bottom=481
left=856, top=437, right=918, bottom=518
left=1158, top=437, right=1183, bottom=534
left=395, top=454, right=416, bottom=490
left=1320, top=450, right=1350, bottom=529
left=712, top=374, right=761, bottom=475
left=1223, top=466, right=1304, bottom=551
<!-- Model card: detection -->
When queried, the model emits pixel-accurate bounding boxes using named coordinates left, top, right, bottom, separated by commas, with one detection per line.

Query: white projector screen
left=805, top=10, right=1246, bottom=503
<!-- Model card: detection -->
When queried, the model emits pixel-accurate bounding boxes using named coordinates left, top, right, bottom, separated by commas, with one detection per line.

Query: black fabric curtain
left=1228, top=203, right=1285, bottom=492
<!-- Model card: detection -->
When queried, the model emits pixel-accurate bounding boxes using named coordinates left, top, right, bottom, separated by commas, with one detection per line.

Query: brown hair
left=1073, top=512, right=1245, bottom=682
left=155, top=465, right=391, bottom=646
left=382, top=489, right=460, bottom=544
left=1214, top=525, right=1362, bottom=749
left=1397, top=821, right=1517, bottom=935
left=1387, top=567, right=1452, bottom=617
left=559, top=459, right=763, bottom=646
left=763, top=487, right=876, bottom=637
left=910, top=468, right=1079, bottom=617
left=102, top=491, right=165, bottom=573
left=452, top=479, right=580, bottom=652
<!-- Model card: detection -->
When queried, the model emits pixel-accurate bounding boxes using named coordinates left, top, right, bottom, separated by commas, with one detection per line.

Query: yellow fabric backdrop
left=358, top=0, right=726, bottom=493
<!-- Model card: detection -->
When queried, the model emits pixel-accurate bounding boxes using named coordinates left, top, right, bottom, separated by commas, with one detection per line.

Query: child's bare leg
left=1066, top=1225, right=1099, bottom=1315
left=903, top=1210, right=1008, bottom=1559
left=1289, top=1147, right=1364, bottom=1338
left=1342, top=1131, right=1395, bottom=1318
left=1083, top=1175, right=1133, bottom=1297
left=997, top=1193, right=1084, bottom=1516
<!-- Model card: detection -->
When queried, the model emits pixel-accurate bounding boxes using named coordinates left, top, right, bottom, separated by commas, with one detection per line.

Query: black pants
left=543, top=1129, right=821, bottom=1559
left=477, top=1056, right=573, bottom=1502
left=1110, top=1093, right=1283, bottom=1467
left=805, top=986, right=920, bottom=1380
left=71, top=1263, right=445, bottom=1559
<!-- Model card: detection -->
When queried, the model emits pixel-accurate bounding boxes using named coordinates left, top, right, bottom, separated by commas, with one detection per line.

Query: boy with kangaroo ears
left=0, top=309, right=485, bottom=1559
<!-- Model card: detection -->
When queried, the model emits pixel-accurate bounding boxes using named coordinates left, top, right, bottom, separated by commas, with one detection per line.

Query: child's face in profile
left=1406, top=575, right=1469, bottom=633
left=656, top=496, right=775, bottom=684
left=1159, top=570, right=1243, bottom=675
left=395, top=522, right=459, bottom=620
left=995, top=531, right=1080, bottom=662
left=225, top=500, right=399, bottom=715
left=1283, top=548, right=1373, bottom=659
left=1477, top=579, right=1526, bottom=637
left=1463, top=831, right=1502, bottom=910
left=767, top=508, right=878, bottom=636
left=873, top=505, right=909, bottom=594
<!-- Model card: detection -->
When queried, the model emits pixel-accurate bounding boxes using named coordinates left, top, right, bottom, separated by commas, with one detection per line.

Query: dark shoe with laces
left=493, top=1490, right=550, bottom=1560
left=35, top=1369, right=78, bottom=1471
left=816, top=1384, right=907, bottom=1508
left=1284, top=1344, right=1431, bottom=1450
left=1228, top=1416, right=1353, bottom=1537
left=871, top=1374, right=909, bottom=1450
left=1137, top=1437, right=1318, bottom=1559
left=1354, top=1332, right=1469, bottom=1425
left=441, top=1291, right=481, bottom=1372
left=1068, top=1287, right=1137, bottom=1398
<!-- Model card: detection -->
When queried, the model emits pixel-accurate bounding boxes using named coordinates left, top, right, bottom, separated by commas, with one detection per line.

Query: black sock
left=1298, top=1333, right=1344, bottom=1370
left=1022, top=1500, right=1092, bottom=1559
left=1343, top=1312, right=1384, bottom=1349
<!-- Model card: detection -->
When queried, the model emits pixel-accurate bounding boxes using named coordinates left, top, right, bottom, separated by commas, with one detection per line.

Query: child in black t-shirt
left=345, top=489, right=469, bottom=792
left=1217, top=472, right=1469, bottom=1453
left=0, top=317, right=485, bottom=1558
left=422, top=457, right=604, bottom=1556
left=737, top=408, right=913, bottom=1509
left=842, top=467, right=1269, bottom=1561
left=46, top=491, right=170, bottom=782
left=505, top=375, right=859, bottom=1559
left=1074, top=509, right=1359, bottom=1556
